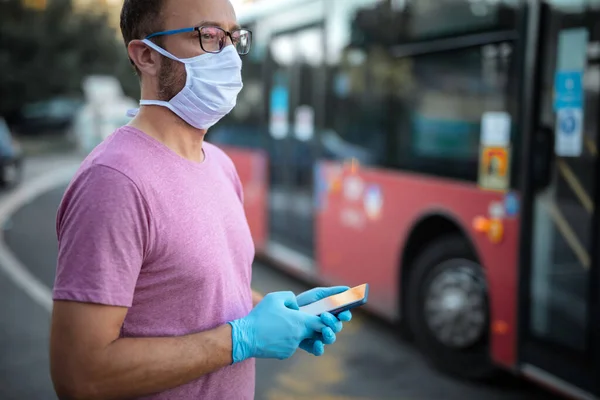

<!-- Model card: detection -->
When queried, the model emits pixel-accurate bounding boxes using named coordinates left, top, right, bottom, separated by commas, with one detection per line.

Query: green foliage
left=0, top=0, right=139, bottom=117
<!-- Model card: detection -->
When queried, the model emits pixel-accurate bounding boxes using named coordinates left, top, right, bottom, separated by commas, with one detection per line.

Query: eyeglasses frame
left=145, top=25, right=253, bottom=56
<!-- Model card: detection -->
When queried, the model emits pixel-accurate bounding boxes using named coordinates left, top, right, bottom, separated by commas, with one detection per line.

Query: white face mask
left=128, top=39, right=244, bottom=130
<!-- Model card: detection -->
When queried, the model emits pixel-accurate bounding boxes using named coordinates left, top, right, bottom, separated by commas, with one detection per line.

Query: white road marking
left=0, top=164, right=80, bottom=313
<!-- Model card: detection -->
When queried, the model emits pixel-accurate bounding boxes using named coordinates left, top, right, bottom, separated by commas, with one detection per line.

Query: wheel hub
left=441, top=289, right=467, bottom=312
left=424, top=262, right=487, bottom=349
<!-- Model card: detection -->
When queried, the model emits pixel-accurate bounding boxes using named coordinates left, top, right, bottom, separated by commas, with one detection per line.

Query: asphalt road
left=0, top=183, right=560, bottom=400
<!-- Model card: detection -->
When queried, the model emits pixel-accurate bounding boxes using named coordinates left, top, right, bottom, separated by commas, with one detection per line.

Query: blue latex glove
left=296, top=286, right=353, bottom=356
left=228, top=291, right=326, bottom=363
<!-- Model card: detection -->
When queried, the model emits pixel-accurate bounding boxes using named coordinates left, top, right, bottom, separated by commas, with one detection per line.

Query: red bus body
left=315, top=162, right=520, bottom=370
left=224, top=149, right=520, bottom=370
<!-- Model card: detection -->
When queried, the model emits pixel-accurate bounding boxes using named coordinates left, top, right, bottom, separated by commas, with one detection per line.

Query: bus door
left=519, top=1, right=600, bottom=398
left=265, top=25, right=325, bottom=258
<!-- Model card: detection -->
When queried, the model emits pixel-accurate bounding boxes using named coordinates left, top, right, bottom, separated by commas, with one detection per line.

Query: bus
left=208, top=1, right=600, bottom=398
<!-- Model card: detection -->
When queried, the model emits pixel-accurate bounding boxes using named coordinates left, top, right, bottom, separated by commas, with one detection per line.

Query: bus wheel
left=407, top=235, right=495, bottom=379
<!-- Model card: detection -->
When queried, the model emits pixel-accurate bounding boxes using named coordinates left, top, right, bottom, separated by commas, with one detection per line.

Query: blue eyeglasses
left=146, top=25, right=252, bottom=55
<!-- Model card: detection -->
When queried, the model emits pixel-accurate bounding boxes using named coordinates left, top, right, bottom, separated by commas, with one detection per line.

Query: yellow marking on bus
left=350, top=158, right=359, bottom=174
left=547, top=201, right=590, bottom=270
left=557, top=159, right=594, bottom=214
left=585, top=137, right=597, bottom=156
left=343, top=158, right=359, bottom=175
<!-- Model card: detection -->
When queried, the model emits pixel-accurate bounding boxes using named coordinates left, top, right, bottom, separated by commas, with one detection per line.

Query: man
left=49, top=0, right=352, bottom=399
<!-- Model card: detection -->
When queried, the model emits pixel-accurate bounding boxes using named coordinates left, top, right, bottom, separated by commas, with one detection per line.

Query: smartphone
left=299, top=283, right=369, bottom=316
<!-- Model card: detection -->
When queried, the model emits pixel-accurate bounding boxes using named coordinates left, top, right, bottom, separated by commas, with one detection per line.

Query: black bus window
left=332, top=0, right=520, bottom=51
left=323, top=44, right=392, bottom=166
left=403, top=0, right=520, bottom=41
left=390, top=43, right=515, bottom=182
left=323, top=0, right=519, bottom=170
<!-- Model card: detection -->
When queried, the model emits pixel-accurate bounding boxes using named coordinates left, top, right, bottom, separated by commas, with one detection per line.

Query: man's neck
left=129, top=106, right=206, bottom=164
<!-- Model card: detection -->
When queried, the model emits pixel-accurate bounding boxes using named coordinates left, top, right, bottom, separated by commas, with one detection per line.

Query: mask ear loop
left=142, top=39, right=211, bottom=64
left=142, top=39, right=181, bottom=62
left=124, top=39, right=186, bottom=118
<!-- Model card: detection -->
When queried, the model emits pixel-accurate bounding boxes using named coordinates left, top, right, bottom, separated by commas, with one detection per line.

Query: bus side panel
left=219, top=146, right=269, bottom=253
left=315, top=161, right=520, bottom=370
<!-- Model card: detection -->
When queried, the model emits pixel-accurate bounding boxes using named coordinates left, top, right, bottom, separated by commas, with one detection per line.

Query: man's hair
left=120, top=0, right=165, bottom=75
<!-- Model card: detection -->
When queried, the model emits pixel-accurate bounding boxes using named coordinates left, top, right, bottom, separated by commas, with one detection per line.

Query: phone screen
left=299, top=284, right=368, bottom=316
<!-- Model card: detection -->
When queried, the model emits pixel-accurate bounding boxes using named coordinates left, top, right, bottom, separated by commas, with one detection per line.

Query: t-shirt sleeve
left=53, top=164, right=151, bottom=307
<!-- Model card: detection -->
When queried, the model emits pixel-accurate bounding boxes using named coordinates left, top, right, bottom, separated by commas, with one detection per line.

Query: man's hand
left=295, top=286, right=353, bottom=356
left=229, top=291, right=326, bottom=362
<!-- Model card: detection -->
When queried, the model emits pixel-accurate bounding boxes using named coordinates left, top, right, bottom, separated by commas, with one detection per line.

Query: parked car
left=0, top=118, right=24, bottom=188
left=11, top=97, right=83, bottom=136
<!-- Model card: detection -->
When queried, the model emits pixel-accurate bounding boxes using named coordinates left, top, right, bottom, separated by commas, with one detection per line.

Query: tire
left=406, top=235, right=495, bottom=379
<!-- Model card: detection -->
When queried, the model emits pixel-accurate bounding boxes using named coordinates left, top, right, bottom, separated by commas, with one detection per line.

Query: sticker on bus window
left=343, top=176, right=364, bottom=202
left=488, top=201, right=505, bottom=220
left=269, top=78, right=289, bottom=139
left=553, top=28, right=587, bottom=157
left=555, top=107, right=583, bottom=157
left=481, top=112, right=511, bottom=147
left=364, top=184, right=383, bottom=220
left=294, top=105, right=315, bottom=141
left=504, top=192, right=519, bottom=217
left=478, top=146, right=511, bottom=192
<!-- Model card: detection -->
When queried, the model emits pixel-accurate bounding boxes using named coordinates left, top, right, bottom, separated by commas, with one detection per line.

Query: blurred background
left=1, top=0, right=600, bottom=399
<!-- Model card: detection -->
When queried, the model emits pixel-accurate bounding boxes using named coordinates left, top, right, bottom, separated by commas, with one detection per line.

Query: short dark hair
left=120, top=0, right=165, bottom=75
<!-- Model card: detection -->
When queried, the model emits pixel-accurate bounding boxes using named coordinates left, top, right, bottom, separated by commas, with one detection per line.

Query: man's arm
left=50, top=301, right=233, bottom=400
left=252, top=289, right=263, bottom=307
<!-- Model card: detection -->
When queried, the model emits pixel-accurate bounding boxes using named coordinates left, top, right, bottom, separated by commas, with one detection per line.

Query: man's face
left=156, top=0, right=238, bottom=101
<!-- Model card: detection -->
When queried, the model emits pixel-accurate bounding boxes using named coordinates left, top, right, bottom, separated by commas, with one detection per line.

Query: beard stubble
left=157, top=56, right=186, bottom=101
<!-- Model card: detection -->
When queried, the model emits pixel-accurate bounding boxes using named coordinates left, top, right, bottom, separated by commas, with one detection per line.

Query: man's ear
left=128, top=40, right=160, bottom=76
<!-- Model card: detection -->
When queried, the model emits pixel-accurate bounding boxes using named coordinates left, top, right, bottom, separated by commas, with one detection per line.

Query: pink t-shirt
left=53, top=126, right=255, bottom=399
